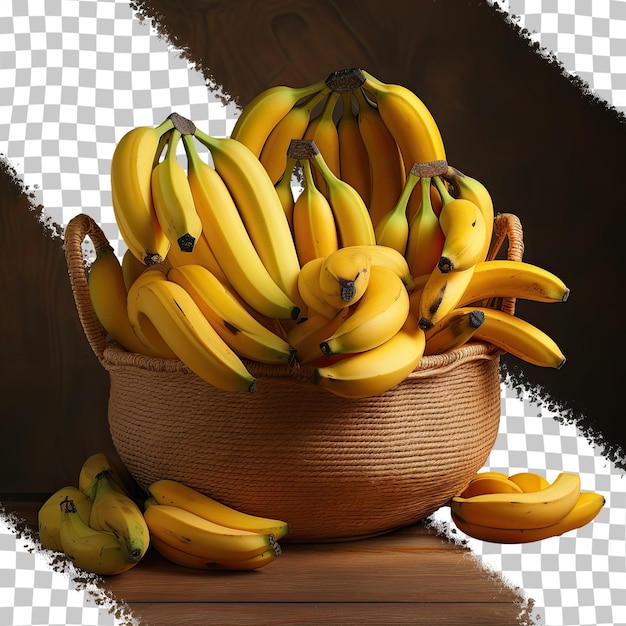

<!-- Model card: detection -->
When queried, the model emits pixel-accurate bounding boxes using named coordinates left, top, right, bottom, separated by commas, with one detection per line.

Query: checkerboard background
left=0, top=1, right=625, bottom=624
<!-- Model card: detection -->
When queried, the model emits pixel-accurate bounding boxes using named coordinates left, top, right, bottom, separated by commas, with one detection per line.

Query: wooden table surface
left=6, top=500, right=532, bottom=625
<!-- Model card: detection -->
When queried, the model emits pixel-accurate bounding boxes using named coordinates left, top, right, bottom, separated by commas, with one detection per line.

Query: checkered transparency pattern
left=1, top=1, right=625, bottom=626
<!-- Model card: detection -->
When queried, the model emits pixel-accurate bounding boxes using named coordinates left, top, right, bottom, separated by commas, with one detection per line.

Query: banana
left=361, top=69, right=446, bottom=172
left=508, top=472, right=551, bottom=492
left=457, top=475, right=524, bottom=499
left=110, top=118, right=173, bottom=265
left=194, top=128, right=303, bottom=309
left=274, top=155, right=298, bottom=230
left=143, top=503, right=278, bottom=562
left=230, top=80, right=328, bottom=157
left=405, top=174, right=446, bottom=278
left=318, top=246, right=372, bottom=309
left=167, top=264, right=295, bottom=366
left=147, top=479, right=289, bottom=540
left=78, top=452, right=133, bottom=496
left=303, top=90, right=341, bottom=190
left=443, top=165, right=494, bottom=262
left=312, top=312, right=426, bottom=398
left=415, top=264, right=476, bottom=331
left=128, top=276, right=257, bottom=392
left=457, top=259, right=570, bottom=306
left=454, top=306, right=566, bottom=369
left=423, top=308, right=485, bottom=356
left=87, top=246, right=150, bottom=354
left=349, top=244, right=414, bottom=290
left=259, top=88, right=330, bottom=184
left=84, top=470, right=150, bottom=563
left=337, top=91, right=371, bottom=207
left=150, top=535, right=280, bottom=571
left=58, top=497, right=137, bottom=576
left=182, top=133, right=299, bottom=320
left=450, top=471, right=581, bottom=530
left=151, top=128, right=203, bottom=253
left=292, top=158, right=339, bottom=266
left=38, top=487, right=93, bottom=552
left=451, top=490, right=605, bottom=544
left=297, top=256, right=343, bottom=319
left=354, top=87, right=406, bottom=228
left=320, top=265, right=410, bottom=357
left=432, top=175, right=489, bottom=273
left=121, top=247, right=147, bottom=291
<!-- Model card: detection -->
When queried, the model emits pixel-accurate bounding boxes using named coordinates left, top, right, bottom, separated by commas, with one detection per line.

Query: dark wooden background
left=1, top=0, right=625, bottom=497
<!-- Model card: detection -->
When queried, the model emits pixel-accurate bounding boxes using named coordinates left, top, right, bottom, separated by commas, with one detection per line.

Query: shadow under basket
left=64, top=212, right=524, bottom=542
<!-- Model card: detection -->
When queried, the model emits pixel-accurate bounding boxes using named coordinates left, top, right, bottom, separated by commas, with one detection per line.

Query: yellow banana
left=312, top=313, right=426, bottom=398
left=121, top=247, right=147, bottom=291
left=454, top=306, right=566, bottom=369
left=320, top=265, right=410, bottom=357
left=274, top=155, right=298, bottom=230
left=84, top=470, right=150, bottom=563
left=423, top=308, right=485, bottom=356
left=361, top=70, right=446, bottom=172
left=230, top=80, right=327, bottom=157
left=78, top=452, right=134, bottom=496
left=194, top=128, right=303, bottom=309
left=147, top=479, right=289, bottom=540
left=151, top=129, right=203, bottom=253
left=337, top=91, right=371, bottom=206
left=451, top=490, right=605, bottom=544
left=143, top=503, right=278, bottom=562
left=354, top=87, right=405, bottom=228
left=405, top=174, right=445, bottom=278
left=259, top=88, right=330, bottom=184
left=374, top=168, right=419, bottom=254
left=303, top=90, right=341, bottom=190
left=87, top=246, right=150, bottom=354
left=433, top=175, right=489, bottom=273
left=318, top=246, right=372, bottom=309
left=150, top=535, right=279, bottom=571
left=167, top=264, right=295, bottom=366
left=128, top=276, right=257, bottom=392
left=297, top=256, right=343, bottom=319
left=38, top=487, right=92, bottom=553
left=451, top=472, right=581, bottom=530
left=349, top=244, right=414, bottom=290
left=292, top=158, right=339, bottom=266
left=182, top=133, right=299, bottom=320
left=110, top=118, right=173, bottom=265
left=508, top=472, right=551, bottom=492
left=443, top=165, right=494, bottom=262
left=58, top=497, right=137, bottom=576
left=457, top=475, right=524, bottom=499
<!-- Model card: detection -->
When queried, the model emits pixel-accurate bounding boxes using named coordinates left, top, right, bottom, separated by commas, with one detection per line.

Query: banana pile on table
left=37, top=453, right=286, bottom=575
left=81, top=67, right=570, bottom=398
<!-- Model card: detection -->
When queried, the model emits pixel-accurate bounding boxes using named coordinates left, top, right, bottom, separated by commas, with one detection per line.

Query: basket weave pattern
left=65, top=213, right=523, bottom=541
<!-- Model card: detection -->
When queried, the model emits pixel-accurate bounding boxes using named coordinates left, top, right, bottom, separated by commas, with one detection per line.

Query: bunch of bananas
left=37, top=453, right=149, bottom=576
left=89, top=67, right=570, bottom=398
left=449, top=470, right=605, bottom=543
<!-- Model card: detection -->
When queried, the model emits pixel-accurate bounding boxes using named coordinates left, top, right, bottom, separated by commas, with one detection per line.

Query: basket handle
left=64, top=214, right=112, bottom=363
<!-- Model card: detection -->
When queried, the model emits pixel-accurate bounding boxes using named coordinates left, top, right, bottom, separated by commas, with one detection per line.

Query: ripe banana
left=128, top=275, right=257, bottom=392
left=194, top=128, right=303, bottom=308
left=320, top=265, right=410, bottom=357
left=147, top=479, right=290, bottom=540
left=457, top=475, right=524, bottom=499
left=451, top=490, right=605, bottom=544
left=121, top=247, right=147, bottom=291
left=58, top=497, right=137, bottom=576
left=78, top=452, right=133, bottom=496
left=312, top=312, right=426, bottom=398
left=292, top=158, right=339, bottom=266
left=361, top=69, right=446, bottom=172
left=298, top=256, right=343, bottom=319
left=143, top=503, right=278, bottom=562
left=450, top=471, right=581, bottom=530
left=230, top=80, right=327, bottom=157
left=182, top=133, right=299, bottom=320
left=84, top=470, right=150, bottom=563
left=87, top=246, right=150, bottom=355
left=423, top=308, right=485, bottom=356
left=38, top=487, right=93, bottom=553
left=274, top=155, right=298, bottom=229
left=349, top=244, right=415, bottom=290
left=454, top=306, right=566, bottom=369
left=110, top=118, right=173, bottom=265
left=318, top=246, right=372, bottom=309
left=433, top=175, right=489, bottom=273
left=151, top=128, right=203, bottom=253
left=508, top=472, right=550, bottom=492
left=167, top=264, right=295, bottom=366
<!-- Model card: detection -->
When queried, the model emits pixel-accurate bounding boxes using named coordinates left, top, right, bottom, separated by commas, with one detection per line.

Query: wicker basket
left=64, top=212, right=523, bottom=541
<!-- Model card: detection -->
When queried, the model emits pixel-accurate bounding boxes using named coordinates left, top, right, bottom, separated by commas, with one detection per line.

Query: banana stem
left=432, top=175, right=454, bottom=205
